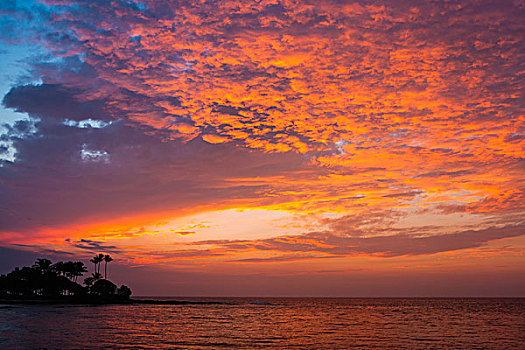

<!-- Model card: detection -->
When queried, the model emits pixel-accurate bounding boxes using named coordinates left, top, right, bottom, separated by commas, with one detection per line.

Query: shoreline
left=1, top=297, right=523, bottom=306
left=0, top=298, right=226, bottom=305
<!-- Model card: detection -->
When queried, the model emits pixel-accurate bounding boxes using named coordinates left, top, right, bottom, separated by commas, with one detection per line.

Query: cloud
left=0, top=84, right=312, bottom=236
left=382, top=191, right=422, bottom=198
left=231, top=254, right=342, bottom=263
left=71, top=239, right=121, bottom=253
left=202, top=223, right=525, bottom=259
left=202, top=134, right=231, bottom=144
left=76, top=222, right=523, bottom=267
left=26, top=0, right=522, bottom=154
left=3, top=83, right=112, bottom=122
left=0, top=0, right=523, bottom=264
left=0, top=246, right=39, bottom=273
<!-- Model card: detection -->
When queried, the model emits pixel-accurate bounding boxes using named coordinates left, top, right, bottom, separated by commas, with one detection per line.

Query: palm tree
left=61, top=261, right=74, bottom=280
left=96, top=253, right=104, bottom=274
left=33, top=258, right=53, bottom=273
left=103, top=254, right=113, bottom=280
left=90, top=254, right=104, bottom=274
left=52, top=261, right=66, bottom=276
left=84, top=272, right=103, bottom=288
left=67, top=262, right=87, bottom=283
left=90, top=255, right=98, bottom=274
left=74, top=262, right=88, bottom=283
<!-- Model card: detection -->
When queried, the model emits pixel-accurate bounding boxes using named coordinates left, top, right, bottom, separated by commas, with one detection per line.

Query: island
left=0, top=255, right=224, bottom=305
left=0, top=255, right=132, bottom=304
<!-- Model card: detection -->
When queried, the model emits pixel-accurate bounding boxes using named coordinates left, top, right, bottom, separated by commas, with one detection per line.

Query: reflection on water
left=1, top=298, right=524, bottom=349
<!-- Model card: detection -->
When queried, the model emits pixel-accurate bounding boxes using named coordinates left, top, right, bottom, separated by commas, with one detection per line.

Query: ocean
left=1, top=298, right=524, bottom=349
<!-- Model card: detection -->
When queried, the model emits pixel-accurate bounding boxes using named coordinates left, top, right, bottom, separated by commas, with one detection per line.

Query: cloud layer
left=0, top=0, right=524, bottom=295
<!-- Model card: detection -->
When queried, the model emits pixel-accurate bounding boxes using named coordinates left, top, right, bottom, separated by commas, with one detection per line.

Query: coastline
left=0, top=298, right=225, bottom=305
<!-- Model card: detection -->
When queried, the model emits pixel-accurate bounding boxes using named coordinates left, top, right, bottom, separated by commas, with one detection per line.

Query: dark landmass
left=0, top=256, right=228, bottom=305
left=132, top=299, right=227, bottom=305
left=0, top=256, right=132, bottom=303
left=0, top=298, right=226, bottom=305
left=0, top=256, right=230, bottom=306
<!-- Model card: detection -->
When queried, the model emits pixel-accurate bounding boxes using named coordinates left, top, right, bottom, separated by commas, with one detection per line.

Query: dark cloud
left=231, top=254, right=341, bottom=263
left=321, top=209, right=403, bottom=237
left=71, top=239, right=121, bottom=253
left=0, top=84, right=312, bottom=233
left=174, top=231, right=196, bottom=235
left=3, top=83, right=112, bottom=122
left=382, top=191, right=422, bottom=198
left=200, top=223, right=525, bottom=258
left=415, top=170, right=474, bottom=178
left=0, top=246, right=39, bottom=273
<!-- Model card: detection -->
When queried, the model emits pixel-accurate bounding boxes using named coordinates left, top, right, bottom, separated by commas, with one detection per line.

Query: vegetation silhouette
left=103, top=254, right=113, bottom=279
left=90, top=254, right=105, bottom=275
left=0, top=254, right=132, bottom=304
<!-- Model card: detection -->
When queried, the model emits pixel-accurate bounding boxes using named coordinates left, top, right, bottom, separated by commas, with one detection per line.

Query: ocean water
left=0, top=298, right=523, bottom=349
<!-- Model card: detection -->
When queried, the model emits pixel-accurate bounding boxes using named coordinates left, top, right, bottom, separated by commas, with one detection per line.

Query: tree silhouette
left=72, top=262, right=88, bottom=283
left=33, top=258, right=52, bottom=273
left=117, top=285, right=132, bottom=299
left=91, top=279, right=116, bottom=296
left=83, top=277, right=93, bottom=288
left=90, top=254, right=104, bottom=274
left=1, top=258, right=90, bottom=298
left=63, top=262, right=74, bottom=280
left=96, top=253, right=104, bottom=274
left=52, top=261, right=66, bottom=276
left=90, top=255, right=98, bottom=274
left=103, top=254, right=113, bottom=279
left=83, top=272, right=102, bottom=288
left=1, top=257, right=131, bottom=301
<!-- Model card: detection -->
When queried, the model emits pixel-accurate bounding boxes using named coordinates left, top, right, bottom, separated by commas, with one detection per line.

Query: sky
left=0, top=0, right=524, bottom=297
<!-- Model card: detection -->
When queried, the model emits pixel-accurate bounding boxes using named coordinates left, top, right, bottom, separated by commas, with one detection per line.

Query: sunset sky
left=0, top=0, right=524, bottom=296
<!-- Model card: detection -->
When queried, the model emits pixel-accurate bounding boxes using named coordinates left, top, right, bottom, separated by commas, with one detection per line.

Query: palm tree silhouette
left=70, top=262, right=87, bottom=283
left=33, top=258, right=52, bottom=273
left=90, top=255, right=98, bottom=274
left=96, top=253, right=104, bottom=274
left=52, top=261, right=66, bottom=276
left=103, top=254, right=113, bottom=280
left=90, top=254, right=105, bottom=274
left=2, top=257, right=131, bottom=301
left=84, top=272, right=102, bottom=288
